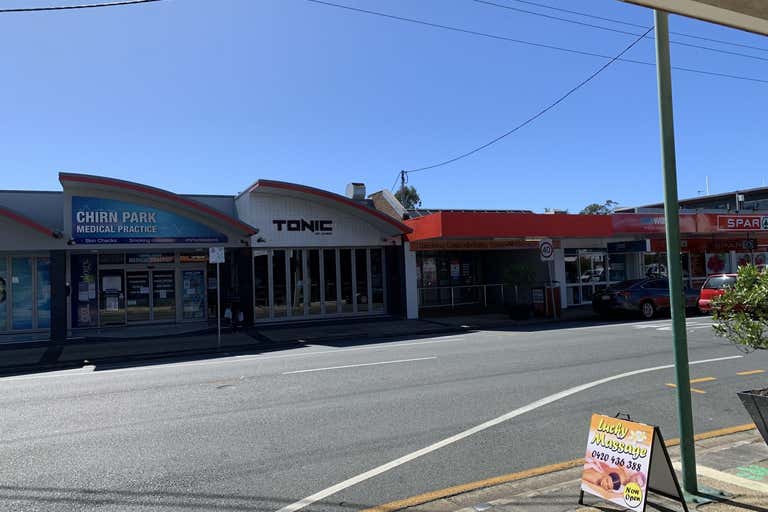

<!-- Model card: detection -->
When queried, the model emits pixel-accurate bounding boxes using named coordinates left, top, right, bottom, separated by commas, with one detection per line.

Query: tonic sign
left=717, top=215, right=768, bottom=231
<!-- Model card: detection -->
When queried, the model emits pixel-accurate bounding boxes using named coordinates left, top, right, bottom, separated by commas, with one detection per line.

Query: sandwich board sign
left=619, top=0, right=768, bottom=36
left=579, top=413, right=689, bottom=512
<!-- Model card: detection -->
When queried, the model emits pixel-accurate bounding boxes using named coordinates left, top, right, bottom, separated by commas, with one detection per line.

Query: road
left=1, top=316, right=767, bottom=512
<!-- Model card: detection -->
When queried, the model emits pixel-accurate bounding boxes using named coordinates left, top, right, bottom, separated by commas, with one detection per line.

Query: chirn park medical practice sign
left=71, top=196, right=227, bottom=244
left=620, top=0, right=768, bottom=36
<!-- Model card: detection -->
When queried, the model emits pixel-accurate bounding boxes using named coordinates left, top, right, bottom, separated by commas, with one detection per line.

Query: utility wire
left=474, top=0, right=768, bottom=63
left=0, top=0, right=161, bottom=13
left=502, top=0, right=768, bottom=53
left=305, top=0, right=768, bottom=85
left=407, top=26, right=654, bottom=173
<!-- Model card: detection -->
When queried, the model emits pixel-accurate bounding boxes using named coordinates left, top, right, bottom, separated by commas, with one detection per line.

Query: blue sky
left=1, top=0, right=767, bottom=212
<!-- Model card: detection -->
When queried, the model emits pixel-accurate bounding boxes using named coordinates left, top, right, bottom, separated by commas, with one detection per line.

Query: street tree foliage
left=580, top=200, right=619, bottom=215
left=395, top=185, right=422, bottom=209
left=712, top=264, right=768, bottom=350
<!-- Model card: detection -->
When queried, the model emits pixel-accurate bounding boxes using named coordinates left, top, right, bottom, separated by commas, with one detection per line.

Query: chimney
left=346, top=183, right=366, bottom=201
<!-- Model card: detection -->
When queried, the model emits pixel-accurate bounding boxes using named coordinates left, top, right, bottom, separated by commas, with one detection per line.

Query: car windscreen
left=703, top=276, right=736, bottom=289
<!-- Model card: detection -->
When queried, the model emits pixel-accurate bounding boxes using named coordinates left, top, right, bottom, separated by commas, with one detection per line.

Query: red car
left=698, top=274, right=737, bottom=313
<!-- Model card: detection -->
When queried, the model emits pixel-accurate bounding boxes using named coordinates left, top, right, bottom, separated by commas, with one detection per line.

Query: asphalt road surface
left=2, top=316, right=767, bottom=512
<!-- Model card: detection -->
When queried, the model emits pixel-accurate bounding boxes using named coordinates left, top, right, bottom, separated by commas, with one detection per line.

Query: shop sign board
left=580, top=413, right=687, bottom=512
left=607, top=240, right=651, bottom=253
left=717, top=215, right=768, bottom=231
left=619, top=0, right=768, bottom=36
left=71, top=196, right=227, bottom=244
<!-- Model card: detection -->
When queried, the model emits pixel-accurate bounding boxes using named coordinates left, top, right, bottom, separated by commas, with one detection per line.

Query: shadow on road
left=0, top=484, right=365, bottom=511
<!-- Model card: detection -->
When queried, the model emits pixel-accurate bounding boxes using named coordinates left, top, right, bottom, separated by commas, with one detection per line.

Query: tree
left=395, top=185, right=422, bottom=209
left=580, top=200, right=618, bottom=215
left=713, top=264, right=768, bottom=350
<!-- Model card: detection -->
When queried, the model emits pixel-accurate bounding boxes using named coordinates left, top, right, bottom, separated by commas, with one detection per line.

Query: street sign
left=539, top=238, right=554, bottom=261
left=620, top=0, right=768, bottom=36
left=209, top=246, right=225, bottom=264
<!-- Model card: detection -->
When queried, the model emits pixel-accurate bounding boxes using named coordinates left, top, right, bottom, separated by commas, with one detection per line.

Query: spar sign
left=717, top=215, right=768, bottom=231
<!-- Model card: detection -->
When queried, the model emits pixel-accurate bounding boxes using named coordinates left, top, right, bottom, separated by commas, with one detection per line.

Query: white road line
left=672, top=462, right=768, bottom=493
left=282, top=357, right=437, bottom=375
left=276, top=354, right=743, bottom=512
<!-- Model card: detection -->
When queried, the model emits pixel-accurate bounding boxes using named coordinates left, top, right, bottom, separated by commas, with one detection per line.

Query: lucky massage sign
left=71, top=196, right=227, bottom=244
left=582, top=414, right=653, bottom=510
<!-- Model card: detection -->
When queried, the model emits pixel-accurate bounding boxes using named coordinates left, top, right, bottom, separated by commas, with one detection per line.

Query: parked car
left=592, top=278, right=699, bottom=319
left=698, top=273, right=737, bottom=314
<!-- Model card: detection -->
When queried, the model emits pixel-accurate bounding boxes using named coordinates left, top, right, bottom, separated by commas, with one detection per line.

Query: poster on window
left=705, top=253, right=728, bottom=274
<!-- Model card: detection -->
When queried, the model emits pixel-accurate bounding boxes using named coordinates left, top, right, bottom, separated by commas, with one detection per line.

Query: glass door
left=99, top=269, right=125, bottom=325
left=182, top=270, right=206, bottom=320
left=152, top=271, right=176, bottom=322
left=126, top=271, right=150, bottom=322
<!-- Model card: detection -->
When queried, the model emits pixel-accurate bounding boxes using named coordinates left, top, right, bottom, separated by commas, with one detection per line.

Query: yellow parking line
left=737, top=370, right=765, bottom=376
left=362, top=424, right=756, bottom=512
left=689, top=377, right=716, bottom=384
left=665, top=383, right=706, bottom=394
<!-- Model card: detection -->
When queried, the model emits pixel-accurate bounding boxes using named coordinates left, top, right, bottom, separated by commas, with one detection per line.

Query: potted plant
left=503, top=263, right=536, bottom=320
left=712, top=263, right=768, bottom=445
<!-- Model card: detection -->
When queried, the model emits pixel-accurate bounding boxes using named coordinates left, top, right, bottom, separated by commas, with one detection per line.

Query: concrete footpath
left=372, top=427, right=768, bottom=512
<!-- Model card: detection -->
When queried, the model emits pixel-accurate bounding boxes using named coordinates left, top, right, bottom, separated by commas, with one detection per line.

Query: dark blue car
left=592, top=278, right=699, bottom=319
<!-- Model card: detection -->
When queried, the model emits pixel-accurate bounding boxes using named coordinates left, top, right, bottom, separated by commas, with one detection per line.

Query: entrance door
left=99, top=269, right=126, bottom=325
left=152, top=271, right=176, bottom=322
left=126, top=271, right=151, bottom=322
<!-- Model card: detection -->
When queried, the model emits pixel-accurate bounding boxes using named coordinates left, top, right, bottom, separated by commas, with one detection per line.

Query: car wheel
left=640, top=301, right=656, bottom=319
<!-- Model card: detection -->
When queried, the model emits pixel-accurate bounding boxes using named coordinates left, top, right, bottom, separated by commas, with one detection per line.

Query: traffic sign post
left=209, top=247, right=225, bottom=351
left=539, top=239, right=557, bottom=320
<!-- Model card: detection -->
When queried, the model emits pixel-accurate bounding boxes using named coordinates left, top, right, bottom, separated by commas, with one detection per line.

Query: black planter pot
left=737, top=390, right=768, bottom=445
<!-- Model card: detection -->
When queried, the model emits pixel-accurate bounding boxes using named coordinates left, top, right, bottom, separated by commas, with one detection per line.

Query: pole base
left=684, top=485, right=733, bottom=504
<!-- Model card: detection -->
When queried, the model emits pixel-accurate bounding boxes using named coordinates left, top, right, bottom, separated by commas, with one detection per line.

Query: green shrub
left=712, top=264, right=768, bottom=351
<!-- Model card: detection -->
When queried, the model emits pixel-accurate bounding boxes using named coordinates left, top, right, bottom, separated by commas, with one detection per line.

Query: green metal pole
left=653, top=10, right=698, bottom=495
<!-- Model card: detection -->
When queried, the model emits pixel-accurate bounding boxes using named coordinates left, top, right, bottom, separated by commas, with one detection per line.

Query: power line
left=407, top=26, right=654, bottom=173
left=304, top=0, right=768, bottom=85
left=0, top=0, right=161, bottom=13
left=502, top=0, right=768, bottom=53
left=473, top=0, right=768, bottom=63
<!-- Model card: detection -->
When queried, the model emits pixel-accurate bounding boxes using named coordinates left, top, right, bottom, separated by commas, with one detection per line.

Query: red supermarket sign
left=717, top=215, right=768, bottom=231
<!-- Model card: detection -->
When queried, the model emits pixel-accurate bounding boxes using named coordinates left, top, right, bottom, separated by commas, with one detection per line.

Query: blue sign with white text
left=71, top=196, right=227, bottom=244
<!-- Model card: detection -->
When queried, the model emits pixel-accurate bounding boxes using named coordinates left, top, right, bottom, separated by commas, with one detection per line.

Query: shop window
left=608, top=254, right=626, bottom=282
left=355, top=249, right=369, bottom=313
left=289, top=249, right=304, bottom=317
left=371, top=249, right=385, bottom=313
left=308, top=249, right=321, bottom=315
left=705, top=253, right=729, bottom=275
left=182, top=270, right=206, bottom=320
left=272, top=250, right=287, bottom=318
left=71, top=254, right=98, bottom=328
left=323, top=249, right=338, bottom=314
left=0, top=257, right=7, bottom=331
left=36, top=258, right=51, bottom=329
left=339, top=249, right=354, bottom=313
left=565, top=253, right=579, bottom=285
left=11, top=257, right=34, bottom=330
left=253, top=251, right=269, bottom=319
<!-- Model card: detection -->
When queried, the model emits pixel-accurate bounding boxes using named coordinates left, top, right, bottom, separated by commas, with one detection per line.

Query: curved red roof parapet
left=0, top=205, right=56, bottom=238
left=60, top=172, right=258, bottom=236
left=248, top=179, right=412, bottom=234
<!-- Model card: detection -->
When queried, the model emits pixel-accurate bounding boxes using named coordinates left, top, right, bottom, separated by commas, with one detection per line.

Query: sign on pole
left=209, top=247, right=225, bottom=350
left=539, top=238, right=554, bottom=262
left=580, top=413, right=688, bottom=512
left=619, top=0, right=768, bottom=36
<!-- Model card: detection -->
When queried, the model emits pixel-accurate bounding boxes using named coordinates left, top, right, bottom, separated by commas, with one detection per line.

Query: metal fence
left=418, top=284, right=505, bottom=310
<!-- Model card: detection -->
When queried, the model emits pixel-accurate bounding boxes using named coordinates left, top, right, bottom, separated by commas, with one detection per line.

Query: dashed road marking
left=282, top=357, right=437, bottom=375
left=737, top=370, right=765, bottom=376
left=665, top=383, right=706, bottom=394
